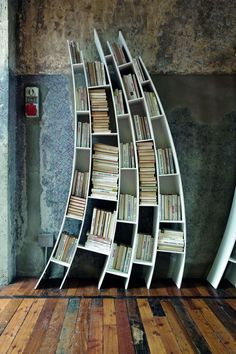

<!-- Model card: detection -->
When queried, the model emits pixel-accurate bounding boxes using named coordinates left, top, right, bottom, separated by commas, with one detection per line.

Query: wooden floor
left=0, top=278, right=235, bottom=354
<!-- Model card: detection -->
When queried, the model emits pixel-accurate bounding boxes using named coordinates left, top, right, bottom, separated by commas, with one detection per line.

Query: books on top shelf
left=157, top=229, right=184, bottom=252
left=137, top=141, right=157, bottom=205
left=54, top=233, right=77, bottom=263
left=135, top=233, right=154, bottom=262
left=120, top=142, right=135, bottom=168
left=108, top=243, right=132, bottom=273
left=67, top=196, right=86, bottom=219
left=71, top=170, right=89, bottom=198
left=133, top=57, right=146, bottom=83
left=69, top=40, right=81, bottom=64
left=87, top=61, right=106, bottom=86
left=114, top=89, right=125, bottom=115
left=144, top=91, right=161, bottom=117
left=122, top=74, right=140, bottom=100
left=85, top=208, right=116, bottom=252
left=77, top=122, right=90, bottom=147
left=118, top=194, right=137, bottom=222
left=90, top=89, right=111, bottom=133
left=76, top=87, right=88, bottom=111
left=161, top=194, right=181, bottom=220
left=111, top=42, right=127, bottom=65
left=157, top=148, right=175, bottom=174
left=91, top=143, right=119, bottom=200
left=133, top=114, right=151, bottom=141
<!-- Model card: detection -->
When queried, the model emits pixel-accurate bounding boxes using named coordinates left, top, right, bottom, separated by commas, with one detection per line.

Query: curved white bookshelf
left=207, top=187, right=236, bottom=288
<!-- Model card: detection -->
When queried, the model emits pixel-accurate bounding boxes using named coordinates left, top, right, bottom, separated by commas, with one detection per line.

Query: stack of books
left=118, top=194, right=137, bottom=222
left=113, top=89, right=125, bottom=115
left=85, top=208, right=116, bottom=252
left=133, top=58, right=146, bottom=83
left=122, top=74, right=140, bottom=100
left=144, top=91, right=161, bottom=117
left=77, top=122, right=90, bottom=147
left=157, top=148, right=175, bottom=174
left=54, top=233, right=77, bottom=263
left=137, top=141, right=157, bottom=205
left=160, top=194, right=181, bottom=220
left=135, top=233, right=154, bottom=262
left=158, top=229, right=184, bottom=252
left=91, top=144, right=119, bottom=200
left=120, top=142, right=135, bottom=168
left=69, top=41, right=81, bottom=64
left=133, top=114, right=151, bottom=140
left=111, top=43, right=127, bottom=65
left=90, top=89, right=110, bottom=133
left=67, top=196, right=86, bottom=219
left=108, top=243, right=132, bottom=273
left=71, top=171, right=89, bottom=198
left=87, top=61, right=106, bottom=86
left=76, top=87, right=88, bottom=111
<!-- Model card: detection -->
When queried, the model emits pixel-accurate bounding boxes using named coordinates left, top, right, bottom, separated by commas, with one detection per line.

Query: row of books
left=71, top=171, right=89, bottom=198
left=90, top=89, right=110, bottom=133
left=144, top=91, right=161, bottom=117
left=69, top=40, right=81, bottom=64
left=108, top=243, right=132, bottom=273
left=76, top=87, right=88, bottom=111
left=91, top=144, right=119, bottom=200
left=114, top=89, right=125, bottom=115
left=111, top=42, right=127, bottom=65
left=133, top=114, right=151, bottom=141
left=118, top=194, right=137, bottom=222
left=67, top=196, right=86, bottom=219
left=120, top=142, right=135, bottom=168
left=160, top=194, right=181, bottom=221
left=87, top=61, right=106, bottom=86
left=54, top=233, right=77, bottom=264
left=86, top=208, right=116, bottom=252
left=157, top=229, right=184, bottom=252
left=157, top=148, right=175, bottom=175
left=135, top=233, right=154, bottom=262
left=137, top=141, right=157, bottom=205
left=122, top=74, right=140, bottom=100
left=77, top=122, right=90, bottom=147
left=133, top=58, right=146, bottom=83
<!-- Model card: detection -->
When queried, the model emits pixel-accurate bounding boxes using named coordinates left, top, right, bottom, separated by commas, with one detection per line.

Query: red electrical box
left=25, top=87, right=40, bottom=118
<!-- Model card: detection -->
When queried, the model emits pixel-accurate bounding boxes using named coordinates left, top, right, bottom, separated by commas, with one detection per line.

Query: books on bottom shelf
left=144, top=91, right=161, bottom=117
left=108, top=243, right=132, bottom=273
left=114, top=89, right=125, bottom=115
left=87, top=61, right=106, bottom=86
left=76, top=87, right=88, bottom=111
left=161, top=194, right=181, bottom=221
left=71, top=171, right=89, bottom=198
left=91, top=143, right=119, bottom=200
left=120, top=142, right=135, bottom=168
left=137, top=141, right=157, bottom=205
left=77, top=122, right=90, bottom=147
left=135, top=233, right=154, bottom=262
left=67, top=196, right=86, bottom=219
left=54, top=233, right=77, bottom=264
left=157, top=229, right=184, bottom=252
left=133, top=114, right=151, bottom=141
left=122, top=74, right=140, bottom=100
left=118, top=194, right=137, bottom=222
left=157, top=148, right=175, bottom=174
left=85, top=208, right=116, bottom=252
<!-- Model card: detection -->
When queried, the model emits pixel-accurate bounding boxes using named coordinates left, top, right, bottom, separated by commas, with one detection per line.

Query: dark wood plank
left=225, top=299, right=236, bottom=311
left=87, top=299, right=103, bottom=354
left=0, top=299, right=22, bottom=335
left=115, top=299, right=135, bottom=354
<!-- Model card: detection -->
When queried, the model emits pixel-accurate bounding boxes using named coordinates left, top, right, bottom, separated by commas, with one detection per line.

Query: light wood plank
left=155, top=316, right=182, bottom=353
left=0, top=299, right=22, bottom=335
left=87, top=299, right=103, bottom=354
left=103, top=299, right=118, bottom=354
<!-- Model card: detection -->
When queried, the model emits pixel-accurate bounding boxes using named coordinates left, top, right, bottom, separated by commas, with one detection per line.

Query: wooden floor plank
left=103, top=299, right=119, bottom=354
left=7, top=299, right=46, bottom=354
left=191, top=299, right=236, bottom=353
left=37, top=299, right=68, bottom=354
left=137, top=299, right=167, bottom=354
left=23, top=299, right=58, bottom=354
left=184, top=299, right=228, bottom=354
left=55, top=298, right=80, bottom=353
left=70, top=298, right=91, bottom=354
left=0, top=300, right=11, bottom=314
left=0, top=299, right=22, bottom=335
left=87, top=299, right=103, bottom=354
left=161, top=300, right=197, bottom=354
left=225, top=299, right=236, bottom=311
left=115, top=299, right=135, bottom=354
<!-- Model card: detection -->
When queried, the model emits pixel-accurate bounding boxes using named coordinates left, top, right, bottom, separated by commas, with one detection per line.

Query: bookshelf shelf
left=118, top=62, right=132, bottom=70
left=106, top=269, right=129, bottom=277
left=117, top=219, right=137, bottom=225
left=133, top=259, right=153, bottom=266
left=157, top=249, right=185, bottom=255
left=150, top=114, right=164, bottom=120
left=66, top=214, right=83, bottom=221
left=229, top=257, right=236, bottom=264
left=78, top=244, right=110, bottom=256
left=160, top=220, right=184, bottom=223
left=128, top=97, right=144, bottom=105
left=117, top=113, right=130, bottom=119
left=88, top=84, right=110, bottom=89
left=76, top=110, right=90, bottom=115
left=51, top=258, right=70, bottom=267
left=72, top=63, right=83, bottom=69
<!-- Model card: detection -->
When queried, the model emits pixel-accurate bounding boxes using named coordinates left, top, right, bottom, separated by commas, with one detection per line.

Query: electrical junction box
left=25, top=86, right=40, bottom=118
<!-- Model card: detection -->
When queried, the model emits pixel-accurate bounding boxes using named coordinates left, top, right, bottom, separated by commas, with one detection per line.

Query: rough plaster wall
left=16, top=0, right=236, bottom=74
